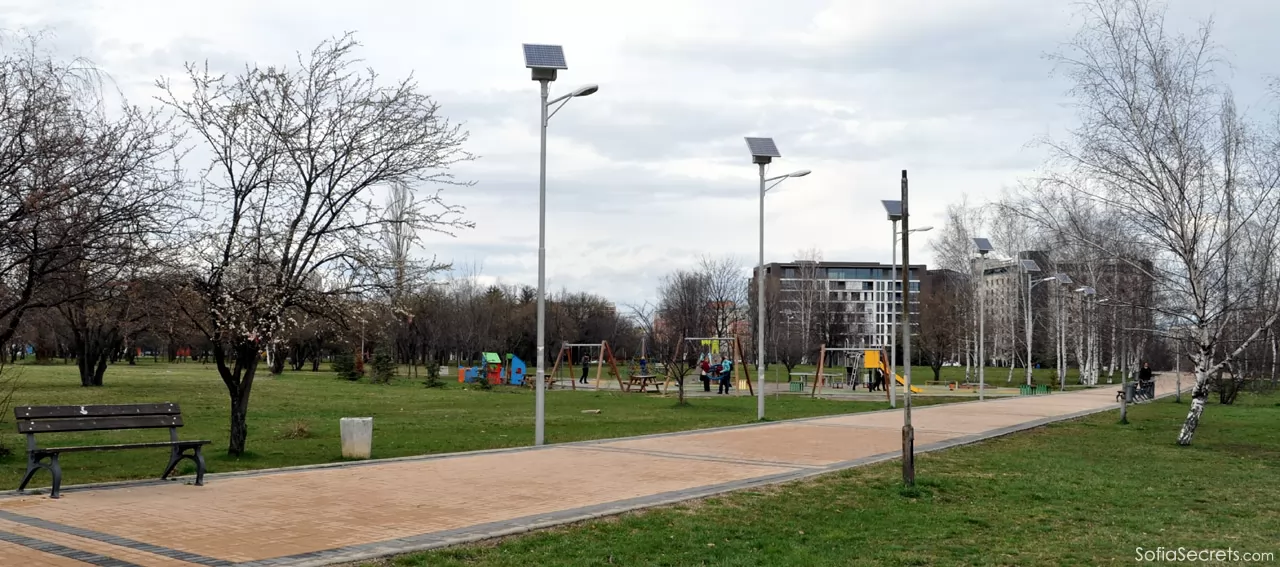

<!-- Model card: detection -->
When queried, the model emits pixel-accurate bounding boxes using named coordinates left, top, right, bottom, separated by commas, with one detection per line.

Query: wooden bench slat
left=14, top=403, right=181, bottom=419
left=18, top=414, right=183, bottom=434
left=34, top=440, right=210, bottom=453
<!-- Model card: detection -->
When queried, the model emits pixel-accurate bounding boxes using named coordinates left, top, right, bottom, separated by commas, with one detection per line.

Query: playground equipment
left=664, top=336, right=754, bottom=396
left=810, top=346, right=922, bottom=398
left=457, top=352, right=528, bottom=385
left=546, top=341, right=624, bottom=390
left=504, top=353, right=528, bottom=385
left=459, top=352, right=505, bottom=384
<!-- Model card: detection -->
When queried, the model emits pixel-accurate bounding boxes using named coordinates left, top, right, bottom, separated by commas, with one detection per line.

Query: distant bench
left=15, top=403, right=210, bottom=499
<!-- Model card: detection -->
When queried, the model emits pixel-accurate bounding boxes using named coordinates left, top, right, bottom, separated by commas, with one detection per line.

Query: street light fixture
left=1021, top=259, right=1053, bottom=386
left=881, top=200, right=902, bottom=408
left=973, top=238, right=994, bottom=401
left=524, top=43, right=598, bottom=446
left=746, top=137, right=806, bottom=421
left=1075, top=286, right=1097, bottom=387
left=1054, top=273, right=1073, bottom=391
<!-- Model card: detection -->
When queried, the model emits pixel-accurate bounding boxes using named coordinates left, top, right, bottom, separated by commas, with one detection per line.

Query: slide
left=894, top=373, right=923, bottom=394
left=863, top=350, right=923, bottom=394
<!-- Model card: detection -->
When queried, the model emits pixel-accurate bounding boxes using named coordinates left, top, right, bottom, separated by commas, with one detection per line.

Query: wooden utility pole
left=901, top=169, right=915, bottom=487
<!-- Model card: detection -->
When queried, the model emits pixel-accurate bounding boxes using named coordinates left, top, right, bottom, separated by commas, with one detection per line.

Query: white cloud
left=2, top=0, right=1277, bottom=305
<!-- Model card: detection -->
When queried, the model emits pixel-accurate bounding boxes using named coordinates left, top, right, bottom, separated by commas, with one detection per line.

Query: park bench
left=15, top=403, right=209, bottom=499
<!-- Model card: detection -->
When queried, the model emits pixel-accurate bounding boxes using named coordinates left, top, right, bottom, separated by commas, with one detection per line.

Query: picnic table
left=789, top=372, right=848, bottom=390
left=624, top=374, right=661, bottom=393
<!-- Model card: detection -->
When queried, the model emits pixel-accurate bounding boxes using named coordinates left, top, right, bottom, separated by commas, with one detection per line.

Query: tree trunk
left=1177, top=355, right=1212, bottom=446
left=270, top=349, right=286, bottom=375
left=214, top=342, right=260, bottom=456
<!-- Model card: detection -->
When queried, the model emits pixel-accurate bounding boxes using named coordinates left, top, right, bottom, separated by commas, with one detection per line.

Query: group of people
left=698, top=354, right=734, bottom=394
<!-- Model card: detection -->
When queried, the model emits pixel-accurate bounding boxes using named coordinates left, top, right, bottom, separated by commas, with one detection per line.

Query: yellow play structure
left=809, top=345, right=922, bottom=398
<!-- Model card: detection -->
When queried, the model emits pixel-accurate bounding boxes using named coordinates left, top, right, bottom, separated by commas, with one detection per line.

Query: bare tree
left=655, top=270, right=712, bottom=405
left=698, top=255, right=746, bottom=338
left=1041, top=0, right=1280, bottom=444
left=0, top=33, right=181, bottom=357
left=159, top=33, right=473, bottom=455
left=917, top=272, right=967, bottom=380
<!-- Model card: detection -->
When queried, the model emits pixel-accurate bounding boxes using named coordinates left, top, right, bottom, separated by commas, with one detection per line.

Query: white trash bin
left=340, top=417, right=373, bottom=459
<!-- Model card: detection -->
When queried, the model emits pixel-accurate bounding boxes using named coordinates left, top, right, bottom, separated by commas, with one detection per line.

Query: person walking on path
left=717, top=355, right=733, bottom=394
left=580, top=356, right=590, bottom=385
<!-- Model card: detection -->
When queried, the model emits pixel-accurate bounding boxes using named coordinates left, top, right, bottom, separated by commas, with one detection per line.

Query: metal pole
left=535, top=80, right=549, bottom=446
left=1026, top=276, right=1033, bottom=386
left=1175, top=341, right=1182, bottom=403
left=900, top=170, right=914, bottom=486
left=978, top=253, right=985, bottom=401
left=888, top=220, right=897, bottom=408
left=757, top=163, right=766, bottom=420
left=1059, top=288, right=1066, bottom=392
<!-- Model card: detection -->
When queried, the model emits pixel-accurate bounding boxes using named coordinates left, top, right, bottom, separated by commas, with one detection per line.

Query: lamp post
left=973, top=238, right=994, bottom=401
left=1054, top=273, right=1073, bottom=391
left=1074, top=286, right=1098, bottom=387
left=899, top=170, right=916, bottom=487
left=746, top=137, right=808, bottom=421
left=888, top=225, right=932, bottom=405
left=881, top=201, right=902, bottom=408
left=1021, top=260, right=1054, bottom=386
left=524, top=44, right=598, bottom=446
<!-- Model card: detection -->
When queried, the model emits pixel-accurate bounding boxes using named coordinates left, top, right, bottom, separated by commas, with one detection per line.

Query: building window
left=783, top=267, right=797, bottom=278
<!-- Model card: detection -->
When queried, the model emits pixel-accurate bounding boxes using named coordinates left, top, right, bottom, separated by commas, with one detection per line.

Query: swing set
left=663, top=336, right=754, bottom=396
left=809, top=345, right=922, bottom=399
left=545, top=341, right=624, bottom=390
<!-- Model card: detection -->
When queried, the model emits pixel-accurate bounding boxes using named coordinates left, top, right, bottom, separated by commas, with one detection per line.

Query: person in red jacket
left=699, top=355, right=712, bottom=392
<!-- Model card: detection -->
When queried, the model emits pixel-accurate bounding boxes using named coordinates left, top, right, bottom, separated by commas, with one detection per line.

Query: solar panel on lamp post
left=972, top=238, right=994, bottom=401
left=881, top=200, right=902, bottom=409
left=746, top=137, right=807, bottom=421
left=524, top=43, right=597, bottom=446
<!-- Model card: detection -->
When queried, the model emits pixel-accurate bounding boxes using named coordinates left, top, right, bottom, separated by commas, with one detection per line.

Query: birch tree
left=1041, top=0, right=1280, bottom=444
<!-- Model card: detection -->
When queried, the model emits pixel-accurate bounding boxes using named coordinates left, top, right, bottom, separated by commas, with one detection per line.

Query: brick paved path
left=0, top=377, right=1177, bottom=566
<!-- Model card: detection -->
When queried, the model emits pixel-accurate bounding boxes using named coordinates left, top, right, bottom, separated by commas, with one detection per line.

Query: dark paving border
left=0, top=510, right=233, bottom=566
left=0, top=528, right=144, bottom=566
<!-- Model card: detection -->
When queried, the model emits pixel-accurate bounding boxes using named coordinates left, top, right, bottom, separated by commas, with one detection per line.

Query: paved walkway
left=0, top=377, right=1176, bottom=566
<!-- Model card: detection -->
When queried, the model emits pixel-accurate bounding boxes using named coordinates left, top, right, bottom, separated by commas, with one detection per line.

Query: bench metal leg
left=19, top=452, right=62, bottom=499
left=162, top=445, right=207, bottom=486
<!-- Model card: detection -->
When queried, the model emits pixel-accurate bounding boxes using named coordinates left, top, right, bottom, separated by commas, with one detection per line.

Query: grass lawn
left=0, top=362, right=959, bottom=490
left=376, top=392, right=1280, bottom=566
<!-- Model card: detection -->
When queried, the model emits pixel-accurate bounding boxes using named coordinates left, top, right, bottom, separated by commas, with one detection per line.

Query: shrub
left=371, top=349, right=396, bottom=384
left=424, top=360, right=445, bottom=388
left=332, top=352, right=361, bottom=381
left=277, top=419, right=313, bottom=439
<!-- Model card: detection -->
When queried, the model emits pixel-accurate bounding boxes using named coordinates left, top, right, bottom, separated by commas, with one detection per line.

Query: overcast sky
left=3, top=0, right=1278, bottom=305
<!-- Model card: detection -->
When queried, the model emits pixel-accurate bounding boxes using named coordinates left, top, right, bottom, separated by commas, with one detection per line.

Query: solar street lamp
left=746, top=137, right=806, bottom=421
left=973, top=238, right=994, bottom=401
left=1021, top=260, right=1054, bottom=386
left=524, top=43, right=597, bottom=446
left=881, top=200, right=902, bottom=408
left=1054, top=273, right=1073, bottom=391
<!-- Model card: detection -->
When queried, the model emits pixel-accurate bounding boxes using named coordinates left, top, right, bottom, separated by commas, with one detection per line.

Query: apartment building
left=751, top=261, right=926, bottom=350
